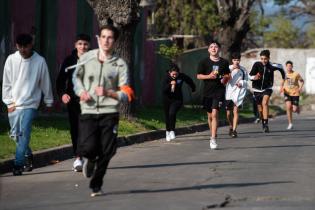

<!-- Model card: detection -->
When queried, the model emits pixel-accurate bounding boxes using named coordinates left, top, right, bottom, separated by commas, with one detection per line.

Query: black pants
left=67, top=101, right=81, bottom=156
left=77, top=113, right=119, bottom=189
left=163, top=98, right=183, bottom=131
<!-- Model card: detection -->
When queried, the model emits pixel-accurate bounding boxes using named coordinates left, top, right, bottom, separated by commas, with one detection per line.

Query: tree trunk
left=85, top=0, right=140, bottom=118
left=216, top=0, right=255, bottom=60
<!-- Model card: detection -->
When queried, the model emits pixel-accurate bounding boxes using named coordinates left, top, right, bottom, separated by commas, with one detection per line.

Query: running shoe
left=73, top=158, right=83, bottom=172
left=90, top=187, right=104, bottom=197
left=263, top=125, right=270, bottom=133
left=287, top=123, right=293, bottom=130
left=169, top=131, right=176, bottom=140
left=166, top=131, right=171, bottom=142
left=228, top=128, right=233, bottom=137
left=210, top=138, right=218, bottom=150
left=24, top=154, right=33, bottom=172
left=232, top=130, right=238, bottom=138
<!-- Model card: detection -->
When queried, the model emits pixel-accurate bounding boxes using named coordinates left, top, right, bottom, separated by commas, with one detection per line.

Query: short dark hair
left=208, top=40, right=221, bottom=48
left=286, top=60, right=293, bottom=66
left=231, top=52, right=241, bottom=60
left=76, top=33, right=91, bottom=42
left=168, top=63, right=180, bottom=72
left=260, top=49, right=270, bottom=58
left=16, top=34, right=33, bottom=46
left=99, top=25, right=119, bottom=41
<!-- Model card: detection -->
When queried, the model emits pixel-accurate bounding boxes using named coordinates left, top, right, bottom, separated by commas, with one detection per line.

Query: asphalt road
left=1, top=112, right=315, bottom=210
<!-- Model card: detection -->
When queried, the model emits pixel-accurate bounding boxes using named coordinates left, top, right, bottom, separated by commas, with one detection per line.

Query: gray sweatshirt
left=73, top=49, right=129, bottom=114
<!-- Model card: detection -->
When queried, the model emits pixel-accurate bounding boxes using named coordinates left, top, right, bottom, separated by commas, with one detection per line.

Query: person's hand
left=253, top=72, right=261, bottom=80
left=236, top=82, right=242, bottom=88
left=80, top=91, right=92, bottom=102
left=61, top=94, right=71, bottom=104
left=209, top=72, right=217, bottom=79
left=8, top=106, right=16, bottom=113
left=279, top=86, right=284, bottom=94
left=95, top=86, right=107, bottom=96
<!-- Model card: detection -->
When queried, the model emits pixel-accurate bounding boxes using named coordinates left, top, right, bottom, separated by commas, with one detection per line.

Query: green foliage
left=263, top=15, right=299, bottom=48
left=157, top=44, right=183, bottom=60
left=155, top=0, right=219, bottom=36
left=306, top=25, right=315, bottom=48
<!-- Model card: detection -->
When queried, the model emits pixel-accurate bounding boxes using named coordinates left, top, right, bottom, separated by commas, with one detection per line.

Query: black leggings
left=163, top=99, right=183, bottom=131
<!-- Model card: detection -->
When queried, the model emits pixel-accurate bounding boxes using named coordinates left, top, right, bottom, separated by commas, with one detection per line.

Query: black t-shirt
left=197, top=57, right=230, bottom=98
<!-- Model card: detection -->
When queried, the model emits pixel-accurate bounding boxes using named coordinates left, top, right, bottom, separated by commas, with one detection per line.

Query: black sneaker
left=228, top=129, right=233, bottom=137
left=232, top=130, right=238, bottom=138
left=90, top=187, right=104, bottom=197
left=24, top=154, right=33, bottom=172
left=82, top=158, right=96, bottom=178
left=13, top=165, right=23, bottom=176
left=263, top=125, right=270, bottom=133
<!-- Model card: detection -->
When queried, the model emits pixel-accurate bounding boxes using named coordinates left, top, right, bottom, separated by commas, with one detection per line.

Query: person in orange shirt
left=280, top=61, right=304, bottom=130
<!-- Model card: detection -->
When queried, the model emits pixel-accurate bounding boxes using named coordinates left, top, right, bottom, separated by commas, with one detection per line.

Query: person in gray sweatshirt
left=73, top=25, right=134, bottom=197
left=2, top=33, right=53, bottom=176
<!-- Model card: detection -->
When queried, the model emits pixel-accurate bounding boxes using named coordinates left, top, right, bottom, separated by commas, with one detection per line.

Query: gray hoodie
left=73, top=49, right=129, bottom=114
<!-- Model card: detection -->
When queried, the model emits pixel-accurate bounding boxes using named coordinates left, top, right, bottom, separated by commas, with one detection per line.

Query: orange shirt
left=283, top=71, right=302, bottom=96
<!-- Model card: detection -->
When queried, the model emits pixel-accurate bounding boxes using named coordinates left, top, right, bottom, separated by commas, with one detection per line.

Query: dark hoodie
left=162, top=72, right=196, bottom=101
left=56, top=49, right=80, bottom=102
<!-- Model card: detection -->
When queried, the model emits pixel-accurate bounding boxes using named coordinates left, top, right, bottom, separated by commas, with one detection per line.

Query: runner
left=225, top=53, right=248, bottom=138
left=197, top=41, right=230, bottom=149
left=249, top=49, right=285, bottom=133
left=73, top=25, right=134, bottom=197
left=281, top=60, right=304, bottom=130
left=162, top=63, right=196, bottom=141
left=56, top=34, right=91, bottom=172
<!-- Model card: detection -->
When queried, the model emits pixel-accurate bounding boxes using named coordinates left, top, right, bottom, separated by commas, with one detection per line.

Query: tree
left=85, top=0, right=141, bottom=117
left=155, top=0, right=256, bottom=60
left=263, top=15, right=299, bottom=48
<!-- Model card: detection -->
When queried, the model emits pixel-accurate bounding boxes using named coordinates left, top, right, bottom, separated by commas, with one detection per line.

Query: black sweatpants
left=77, top=113, right=119, bottom=189
left=163, top=98, right=183, bottom=131
left=67, top=101, right=81, bottom=156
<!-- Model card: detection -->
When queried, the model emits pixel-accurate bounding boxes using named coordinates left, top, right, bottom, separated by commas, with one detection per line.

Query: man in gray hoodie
left=2, top=33, right=53, bottom=176
left=73, top=25, right=134, bottom=197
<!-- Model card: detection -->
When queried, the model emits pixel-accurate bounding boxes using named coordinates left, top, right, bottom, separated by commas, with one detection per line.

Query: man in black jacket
left=56, top=34, right=90, bottom=171
left=249, top=49, right=285, bottom=133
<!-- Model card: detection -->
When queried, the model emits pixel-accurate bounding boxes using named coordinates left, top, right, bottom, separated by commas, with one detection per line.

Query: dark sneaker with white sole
left=90, top=187, right=104, bottom=197
left=13, top=165, right=23, bottom=176
left=24, top=154, right=33, bottom=172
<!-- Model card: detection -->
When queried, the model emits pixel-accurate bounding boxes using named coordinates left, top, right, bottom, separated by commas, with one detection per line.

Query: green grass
left=0, top=104, right=284, bottom=161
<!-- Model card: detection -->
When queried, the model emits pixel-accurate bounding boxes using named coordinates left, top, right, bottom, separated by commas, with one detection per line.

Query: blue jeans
left=8, top=108, right=38, bottom=167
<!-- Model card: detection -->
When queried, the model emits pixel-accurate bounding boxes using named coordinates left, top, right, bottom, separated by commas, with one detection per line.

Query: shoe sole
left=90, top=191, right=104, bottom=197
left=73, top=165, right=83, bottom=172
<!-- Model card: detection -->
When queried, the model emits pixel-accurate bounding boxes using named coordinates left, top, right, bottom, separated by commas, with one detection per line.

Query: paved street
left=1, top=112, right=315, bottom=210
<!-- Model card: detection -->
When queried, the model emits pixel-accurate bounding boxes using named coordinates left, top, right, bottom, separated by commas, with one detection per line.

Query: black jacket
left=162, top=72, right=196, bottom=101
left=249, top=61, right=285, bottom=90
left=56, top=50, right=80, bottom=102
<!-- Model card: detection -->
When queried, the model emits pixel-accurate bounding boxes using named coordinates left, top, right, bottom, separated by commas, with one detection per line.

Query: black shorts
left=203, top=96, right=224, bottom=113
left=284, top=94, right=299, bottom=106
left=253, top=89, right=273, bottom=105
left=225, top=100, right=235, bottom=110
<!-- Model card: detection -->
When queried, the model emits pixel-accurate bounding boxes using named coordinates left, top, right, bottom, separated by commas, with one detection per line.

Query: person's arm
left=116, top=60, right=132, bottom=102
left=56, top=58, right=69, bottom=97
left=196, top=60, right=216, bottom=80
left=182, top=73, right=196, bottom=92
left=237, top=67, right=248, bottom=88
left=40, top=60, right=54, bottom=107
left=249, top=62, right=260, bottom=80
left=2, top=56, right=15, bottom=112
left=298, top=73, right=304, bottom=93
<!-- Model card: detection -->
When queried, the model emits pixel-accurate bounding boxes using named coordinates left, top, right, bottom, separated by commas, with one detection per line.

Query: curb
left=0, top=117, right=255, bottom=174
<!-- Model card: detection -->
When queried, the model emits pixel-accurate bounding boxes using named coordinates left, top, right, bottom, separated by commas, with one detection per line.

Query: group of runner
left=163, top=40, right=304, bottom=150
left=2, top=27, right=304, bottom=197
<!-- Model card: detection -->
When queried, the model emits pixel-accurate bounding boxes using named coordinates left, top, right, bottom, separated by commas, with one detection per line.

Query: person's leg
left=163, top=99, right=171, bottom=131
left=233, top=105, right=239, bottom=131
left=292, top=96, right=300, bottom=114
left=89, top=114, right=119, bottom=192
left=14, top=109, right=37, bottom=168
left=261, top=93, right=271, bottom=132
left=225, top=100, right=233, bottom=135
left=286, top=100, right=292, bottom=125
left=67, top=102, right=81, bottom=156
left=168, top=100, right=183, bottom=131
left=211, top=109, right=219, bottom=139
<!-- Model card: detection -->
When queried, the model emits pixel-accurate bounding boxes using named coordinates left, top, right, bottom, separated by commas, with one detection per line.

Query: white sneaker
left=210, top=138, right=218, bottom=150
left=166, top=131, right=171, bottom=142
left=73, top=158, right=83, bottom=172
left=169, top=131, right=176, bottom=140
left=287, top=123, right=293, bottom=130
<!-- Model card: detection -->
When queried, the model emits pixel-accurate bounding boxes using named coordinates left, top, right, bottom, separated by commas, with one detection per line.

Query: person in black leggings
left=162, top=64, right=196, bottom=141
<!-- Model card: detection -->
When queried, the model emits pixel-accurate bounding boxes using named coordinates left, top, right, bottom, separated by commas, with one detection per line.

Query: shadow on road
left=0, top=169, right=72, bottom=177
left=109, top=160, right=236, bottom=170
